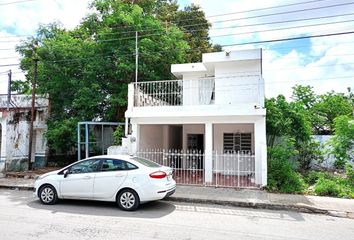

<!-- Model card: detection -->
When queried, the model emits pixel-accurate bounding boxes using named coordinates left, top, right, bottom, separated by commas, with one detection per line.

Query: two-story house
left=123, top=49, right=267, bottom=188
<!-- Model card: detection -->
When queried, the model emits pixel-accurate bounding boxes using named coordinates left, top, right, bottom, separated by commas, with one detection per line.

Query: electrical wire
left=0, top=0, right=36, bottom=6
left=0, top=1, right=352, bottom=40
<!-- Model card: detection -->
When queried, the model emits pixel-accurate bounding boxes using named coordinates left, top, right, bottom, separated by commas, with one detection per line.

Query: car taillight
left=149, top=171, right=167, bottom=179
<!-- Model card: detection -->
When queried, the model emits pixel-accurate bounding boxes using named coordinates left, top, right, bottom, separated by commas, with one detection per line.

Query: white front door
left=93, top=159, right=128, bottom=199
left=60, top=159, right=101, bottom=199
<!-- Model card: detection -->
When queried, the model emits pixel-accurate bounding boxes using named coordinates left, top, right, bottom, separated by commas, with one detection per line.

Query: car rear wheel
left=117, top=189, right=139, bottom=211
left=39, top=185, right=58, bottom=205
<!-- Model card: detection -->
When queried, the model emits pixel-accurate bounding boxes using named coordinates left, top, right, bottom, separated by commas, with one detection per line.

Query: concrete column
left=162, top=125, right=169, bottom=149
left=204, top=122, right=213, bottom=183
left=254, top=117, right=267, bottom=186
left=131, top=123, right=140, bottom=154
left=124, top=117, right=129, bottom=136
left=127, top=84, right=135, bottom=110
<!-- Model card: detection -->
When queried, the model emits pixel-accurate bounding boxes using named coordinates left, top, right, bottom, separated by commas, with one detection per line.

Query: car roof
left=88, top=154, right=134, bottom=161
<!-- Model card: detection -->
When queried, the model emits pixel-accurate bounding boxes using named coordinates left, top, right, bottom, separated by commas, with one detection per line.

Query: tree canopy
left=16, top=0, right=219, bottom=153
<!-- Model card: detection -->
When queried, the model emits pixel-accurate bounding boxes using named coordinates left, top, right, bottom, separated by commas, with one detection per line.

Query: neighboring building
left=124, top=49, right=267, bottom=188
left=0, top=94, right=49, bottom=172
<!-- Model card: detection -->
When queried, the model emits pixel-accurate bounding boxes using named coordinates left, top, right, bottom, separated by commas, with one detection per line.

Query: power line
left=3, top=30, right=354, bottom=68
left=211, top=12, right=354, bottom=31
left=0, top=0, right=36, bottom=6
left=4, top=34, right=354, bottom=62
left=209, top=19, right=354, bottom=39
left=0, top=1, right=352, bottom=41
left=180, top=2, right=354, bottom=28
left=200, top=0, right=329, bottom=18
left=1, top=12, right=354, bottom=45
left=12, top=18, right=352, bottom=48
left=221, top=30, right=354, bottom=47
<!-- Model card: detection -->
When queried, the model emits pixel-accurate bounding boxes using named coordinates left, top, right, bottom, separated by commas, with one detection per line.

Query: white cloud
left=0, top=0, right=91, bottom=93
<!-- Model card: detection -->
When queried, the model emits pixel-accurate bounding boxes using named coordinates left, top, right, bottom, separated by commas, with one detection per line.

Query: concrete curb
left=163, top=196, right=354, bottom=219
left=1, top=184, right=353, bottom=219
left=0, top=185, right=34, bottom=191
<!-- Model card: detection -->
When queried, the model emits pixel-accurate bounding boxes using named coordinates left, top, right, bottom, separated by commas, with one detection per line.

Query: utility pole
left=135, top=31, right=138, bottom=85
left=7, top=69, right=11, bottom=110
left=28, top=43, right=38, bottom=171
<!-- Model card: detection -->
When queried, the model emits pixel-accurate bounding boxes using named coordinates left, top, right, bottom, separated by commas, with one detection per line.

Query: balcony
left=133, top=77, right=215, bottom=107
left=130, top=75, right=264, bottom=109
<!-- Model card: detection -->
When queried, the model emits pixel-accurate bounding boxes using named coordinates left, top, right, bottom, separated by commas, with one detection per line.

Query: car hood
left=37, top=170, right=61, bottom=179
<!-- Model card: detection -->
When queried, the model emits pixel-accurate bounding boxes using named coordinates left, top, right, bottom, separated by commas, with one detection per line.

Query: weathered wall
left=0, top=95, right=49, bottom=172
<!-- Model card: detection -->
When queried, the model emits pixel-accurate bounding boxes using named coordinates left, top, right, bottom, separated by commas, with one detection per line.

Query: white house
left=124, top=49, right=267, bottom=188
left=0, top=94, right=49, bottom=172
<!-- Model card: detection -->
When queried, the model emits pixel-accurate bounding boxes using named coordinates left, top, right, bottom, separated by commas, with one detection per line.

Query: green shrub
left=267, top=158, right=306, bottom=193
left=314, top=178, right=341, bottom=197
left=267, top=141, right=306, bottom=193
left=304, top=171, right=332, bottom=185
left=304, top=171, right=321, bottom=185
left=113, top=125, right=123, bottom=145
left=345, top=164, right=354, bottom=187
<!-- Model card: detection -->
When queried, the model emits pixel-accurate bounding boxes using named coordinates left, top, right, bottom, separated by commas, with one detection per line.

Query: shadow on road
left=26, top=198, right=176, bottom=218
left=0, top=189, right=175, bottom=218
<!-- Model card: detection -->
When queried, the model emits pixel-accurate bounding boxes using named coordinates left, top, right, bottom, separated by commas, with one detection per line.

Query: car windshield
left=132, top=157, right=161, bottom=168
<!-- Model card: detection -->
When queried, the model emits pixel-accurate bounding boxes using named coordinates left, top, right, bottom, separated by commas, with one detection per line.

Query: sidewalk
left=0, top=177, right=353, bottom=219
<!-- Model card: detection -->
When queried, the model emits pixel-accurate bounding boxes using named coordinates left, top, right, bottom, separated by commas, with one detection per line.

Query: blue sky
left=0, top=0, right=353, bottom=97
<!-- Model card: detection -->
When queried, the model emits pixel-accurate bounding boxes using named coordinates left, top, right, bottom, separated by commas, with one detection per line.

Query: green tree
left=17, top=0, right=190, bottom=153
left=265, top=95, right=311, bottom=148
left=292, top=85, right=353, bottom=134
left=313, top=92, right=352, bottom=134
left=292, top=85, right=317, bottom=109
left=330, top=115, right=354, bottom=168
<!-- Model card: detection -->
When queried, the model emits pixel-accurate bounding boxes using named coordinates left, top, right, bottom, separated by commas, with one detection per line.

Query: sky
left=0, top=0, right=353, bottom=98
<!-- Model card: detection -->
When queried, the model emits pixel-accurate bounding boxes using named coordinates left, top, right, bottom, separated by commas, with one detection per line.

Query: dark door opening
left=187, top=134, right=204, bottom=169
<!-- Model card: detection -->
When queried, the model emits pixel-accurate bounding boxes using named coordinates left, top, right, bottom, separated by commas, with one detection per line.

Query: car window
left=69, top=159, right=101, bottom=174
left=100, top=159, right=126, bottom=171
left=126, top=162, right=138, bottom=170
left=132, top=157, right=161, bottom=168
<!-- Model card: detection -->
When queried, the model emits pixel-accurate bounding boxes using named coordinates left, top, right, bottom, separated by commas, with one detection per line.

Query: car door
left=93, top=159, right=128, bottom=200
left=60, top=159, right=101, bottom=199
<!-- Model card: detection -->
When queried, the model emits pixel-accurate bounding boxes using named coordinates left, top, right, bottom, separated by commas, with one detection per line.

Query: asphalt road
left=0, top=189, right=353, bottom=240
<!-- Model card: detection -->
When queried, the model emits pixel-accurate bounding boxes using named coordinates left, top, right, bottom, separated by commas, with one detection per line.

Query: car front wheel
left=39, top=185, right=58, bottom=205
left=117, top=189, right=139, bottom=211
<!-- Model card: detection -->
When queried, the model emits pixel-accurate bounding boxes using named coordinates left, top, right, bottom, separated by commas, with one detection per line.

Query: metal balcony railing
left=133, top=78, right=215, bottom=107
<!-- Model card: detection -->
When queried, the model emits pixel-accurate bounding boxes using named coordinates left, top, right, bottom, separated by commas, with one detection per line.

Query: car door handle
left=83, top=176, right=91, bottom=179
left=115, top=173, right=125, bottom=177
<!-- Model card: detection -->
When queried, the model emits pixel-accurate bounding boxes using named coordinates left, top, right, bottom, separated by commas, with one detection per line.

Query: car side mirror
left=64, top=169, right=69, bottom=178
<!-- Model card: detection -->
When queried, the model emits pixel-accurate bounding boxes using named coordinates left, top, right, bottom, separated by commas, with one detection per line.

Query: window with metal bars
left=223, top=133, right=252, bottom=153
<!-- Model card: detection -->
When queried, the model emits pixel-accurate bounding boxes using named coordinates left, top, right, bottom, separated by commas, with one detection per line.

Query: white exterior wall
left=254, top=117, right=267, bottom=186
left=213, top=123, right=254, bottom=152
left=214, top=60, right=261, bottom=105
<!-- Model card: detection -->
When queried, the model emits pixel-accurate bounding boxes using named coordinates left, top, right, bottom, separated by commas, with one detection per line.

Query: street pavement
left=0, top=189, right=353, bottom=240
left=1, top=177, right=353, bottom=218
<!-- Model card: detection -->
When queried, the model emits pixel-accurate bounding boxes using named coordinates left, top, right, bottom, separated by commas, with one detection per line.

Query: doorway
left=187, top=134, right=204, bottom=169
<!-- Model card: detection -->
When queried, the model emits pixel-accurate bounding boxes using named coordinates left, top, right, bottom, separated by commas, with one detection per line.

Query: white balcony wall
left=182, top=74, right=201, bottom=106
left=214, top=60, right=261, bottom=106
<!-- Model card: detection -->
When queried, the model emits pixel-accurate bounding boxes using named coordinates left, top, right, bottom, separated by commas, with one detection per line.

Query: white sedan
left=34, top=155, right=176, bottom=211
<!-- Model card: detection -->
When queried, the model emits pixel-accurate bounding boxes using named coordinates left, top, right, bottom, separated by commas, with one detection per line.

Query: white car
left=34, top=155, right=176, bottom=211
